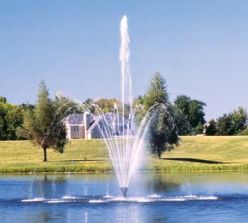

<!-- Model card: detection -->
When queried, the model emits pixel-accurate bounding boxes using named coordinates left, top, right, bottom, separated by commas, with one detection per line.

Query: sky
left=0, top=0, right=248, bottom=120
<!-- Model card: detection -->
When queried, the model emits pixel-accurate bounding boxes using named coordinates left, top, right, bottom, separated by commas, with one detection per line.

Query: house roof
left=65, top=112, right=129, bottom=130
left=66, top=114, right=84, bottom=125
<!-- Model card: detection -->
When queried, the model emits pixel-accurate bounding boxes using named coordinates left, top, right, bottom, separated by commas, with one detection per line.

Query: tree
left=174, top=95, right=191, bottom=115
left=239, top=126, right=248, bottom=135
left=24, top=81, right=68, bottom=162
left=143, top=73, right=179, bottom=158
left=0, top=97, right=7, bottom=104
left=144, top=73, right=169, bottom=110
left=54, top=95, right=82, bottom=116
left=216, top=107, right=247, bottom=136
left=216, top=113, right=233, bottom=135
left=0, top=102, right=7, bottom=140
left=95, top=98, right=118, bottom=113
left=19, top=103, right=35, bottom=112
left=204, top=119, right=217, bottom=136
left=5, top=104, right=23, bottom=139
left=230, top=107, right=247, bottom=135
left=133, top=95, right=146, bottom=124
left=188, top=99, right=206, bottom=128
left=172, top=105, right=191, bottom=135
left=174, top=95, right=206, bottom=134
left=0, top=99, right=24, bottom=140
left=148, top=106, right=179, bottom=158
left=83, top=98, right=95, bottom=113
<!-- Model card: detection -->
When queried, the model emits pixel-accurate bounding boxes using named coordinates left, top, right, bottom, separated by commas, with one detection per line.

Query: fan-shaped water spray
left=83, top=15, right=174, bottom=197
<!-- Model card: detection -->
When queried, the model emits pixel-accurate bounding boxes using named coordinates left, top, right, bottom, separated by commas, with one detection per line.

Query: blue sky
left=0, top=0, right=248, bottom=119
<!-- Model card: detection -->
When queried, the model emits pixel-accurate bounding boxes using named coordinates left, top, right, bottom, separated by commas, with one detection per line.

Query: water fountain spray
left=84, top=15, right=172, bottom=197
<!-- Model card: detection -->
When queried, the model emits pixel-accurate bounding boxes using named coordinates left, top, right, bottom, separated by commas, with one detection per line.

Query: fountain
left=84, top=15, right=166, bottom=197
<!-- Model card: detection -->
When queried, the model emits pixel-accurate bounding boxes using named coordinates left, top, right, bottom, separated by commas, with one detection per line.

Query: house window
left=72, top=126, right=79, bottom=131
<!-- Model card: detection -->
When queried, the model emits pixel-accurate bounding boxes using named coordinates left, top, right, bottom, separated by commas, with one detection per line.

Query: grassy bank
left=0, top=136, right=248, bottom=173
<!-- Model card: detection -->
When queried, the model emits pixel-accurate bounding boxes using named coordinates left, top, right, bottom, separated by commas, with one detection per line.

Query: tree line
left=204, top=107, right=248, bottom=136
left=1, top=74, right=247, bottom=140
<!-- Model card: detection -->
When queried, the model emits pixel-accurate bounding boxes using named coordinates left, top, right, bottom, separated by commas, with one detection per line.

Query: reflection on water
left=1, top=173, right=248, bottom=222
left=145, top=174, right=180, bottom=194
left=28, top=175, right=68, bottom=199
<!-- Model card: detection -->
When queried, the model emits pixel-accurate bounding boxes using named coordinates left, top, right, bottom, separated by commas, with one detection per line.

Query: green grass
left=0, top=136, right=248, bottom=173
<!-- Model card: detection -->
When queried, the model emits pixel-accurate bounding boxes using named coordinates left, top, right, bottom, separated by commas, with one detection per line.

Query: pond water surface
left=0, top=172, right=248, bottom=223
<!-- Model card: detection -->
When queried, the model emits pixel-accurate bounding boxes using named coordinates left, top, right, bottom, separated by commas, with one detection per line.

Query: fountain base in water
left=120, top=187, right=128, bottom=197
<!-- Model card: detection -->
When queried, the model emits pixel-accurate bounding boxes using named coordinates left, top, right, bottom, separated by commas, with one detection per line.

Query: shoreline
left=1, top=163, right=248, bottom=174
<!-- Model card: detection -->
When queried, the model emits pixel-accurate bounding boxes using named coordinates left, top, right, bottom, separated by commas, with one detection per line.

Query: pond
left=0, top=172, right=248, bottom=223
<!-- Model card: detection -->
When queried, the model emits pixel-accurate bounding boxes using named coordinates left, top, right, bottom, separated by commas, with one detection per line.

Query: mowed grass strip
left=0, top=136, right=248, bottom=173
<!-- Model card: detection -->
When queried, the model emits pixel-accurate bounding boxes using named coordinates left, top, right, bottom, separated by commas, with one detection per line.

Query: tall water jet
left=119, top=15, right=132, bottom=196
left=119, top=15, right=132, bottom=112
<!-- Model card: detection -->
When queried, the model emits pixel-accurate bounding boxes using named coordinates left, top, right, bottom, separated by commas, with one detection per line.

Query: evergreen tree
left=144, top=73, right=169, bottom=110
left=24, top=81, right=67, bottom=162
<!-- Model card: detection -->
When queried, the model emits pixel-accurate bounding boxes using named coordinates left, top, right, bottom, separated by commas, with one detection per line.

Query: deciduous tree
left=143, top=73, right=179, bottom=158
left=174, top=95, right=206, bottom=134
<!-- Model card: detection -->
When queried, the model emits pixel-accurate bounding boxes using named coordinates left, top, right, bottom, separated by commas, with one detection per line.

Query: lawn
left=0, top=136, right=248, bottom=173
